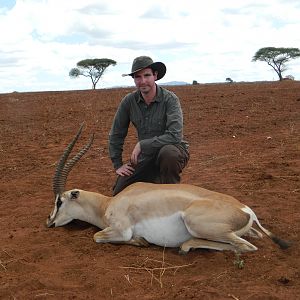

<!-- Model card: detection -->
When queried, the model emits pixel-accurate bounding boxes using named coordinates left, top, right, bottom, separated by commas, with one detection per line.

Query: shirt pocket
left=150, top=115, right=165, bottom=134
left=131, top=117, right=147, bottom=137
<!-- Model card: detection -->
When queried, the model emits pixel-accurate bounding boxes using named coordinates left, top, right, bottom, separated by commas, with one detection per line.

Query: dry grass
left=120, top=247, right=196, bottom=288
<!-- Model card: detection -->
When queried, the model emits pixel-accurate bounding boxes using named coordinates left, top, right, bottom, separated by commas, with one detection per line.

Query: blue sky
left=1, top=0, right=300, bottom=93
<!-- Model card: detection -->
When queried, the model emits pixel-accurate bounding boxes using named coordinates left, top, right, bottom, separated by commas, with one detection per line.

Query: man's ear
left=70, top=190, right=80, bottom=200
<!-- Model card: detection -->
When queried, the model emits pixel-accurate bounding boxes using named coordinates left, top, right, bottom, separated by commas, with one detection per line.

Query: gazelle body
left=47, top=125, right=289, bottom=255
left=47, top=182, right=289, bottom=254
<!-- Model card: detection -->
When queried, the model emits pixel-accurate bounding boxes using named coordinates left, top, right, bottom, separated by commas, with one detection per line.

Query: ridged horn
left=52, top=124, right=94, bottom=197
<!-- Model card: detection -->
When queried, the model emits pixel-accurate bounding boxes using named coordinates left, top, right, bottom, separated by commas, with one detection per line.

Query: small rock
left=278, top=276, right=290, bottom=285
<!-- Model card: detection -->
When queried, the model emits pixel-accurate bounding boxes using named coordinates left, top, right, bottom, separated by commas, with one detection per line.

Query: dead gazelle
left=47, top=125, right=290, bottom=255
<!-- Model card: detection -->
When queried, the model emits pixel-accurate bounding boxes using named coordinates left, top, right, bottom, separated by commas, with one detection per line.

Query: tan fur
left=47, top=182, right=288, bottom=254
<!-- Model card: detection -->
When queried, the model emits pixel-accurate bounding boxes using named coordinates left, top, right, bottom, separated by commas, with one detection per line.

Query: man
left=109, top=56, right=189, bottom=195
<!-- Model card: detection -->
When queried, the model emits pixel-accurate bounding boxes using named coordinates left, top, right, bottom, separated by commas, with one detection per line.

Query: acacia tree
left=69, top=58, right=116, bottom=89
left=252, top=47, right=300, bottom=81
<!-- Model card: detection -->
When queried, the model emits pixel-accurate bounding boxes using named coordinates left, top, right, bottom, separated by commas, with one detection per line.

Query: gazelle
left=47, top=125, right=290, bottom=255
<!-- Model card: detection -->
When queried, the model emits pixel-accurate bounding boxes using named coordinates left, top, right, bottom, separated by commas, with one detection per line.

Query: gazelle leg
left=125, top=237, right=149, bottom=247
left=179, top=238, right=236, bottom=254
left=182, top=207, right=257, bottom=254
left=227, top=233, right=258, bottom=253
left=93, top=227, right=131, bottom=243
left=244, top=227, right=263, bottom=239
left=93, top=227, right=149, bottom=247
left=179, top=235, right=257, bottom=255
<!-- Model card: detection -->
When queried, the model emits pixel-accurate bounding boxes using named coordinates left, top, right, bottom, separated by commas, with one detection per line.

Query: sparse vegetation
left=252, top=47, right=300, bottom=81
left=284, top=75, right=295, bottom=81
left=69, top=58, right=117, bottom=89
left=226, top=77, right=233, bottom=83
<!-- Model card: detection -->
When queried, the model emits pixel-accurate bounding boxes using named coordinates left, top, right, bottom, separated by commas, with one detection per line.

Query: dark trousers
left=113, top=144, right=189, bottom=196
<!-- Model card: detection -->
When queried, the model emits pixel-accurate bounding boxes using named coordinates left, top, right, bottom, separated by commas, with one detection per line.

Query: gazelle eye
left=56, top=198, right=62, bottom=208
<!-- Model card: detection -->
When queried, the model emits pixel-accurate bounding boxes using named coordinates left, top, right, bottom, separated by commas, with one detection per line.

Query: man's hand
left=116, top=163, right=135, bottom=176
left=115, top=142, right=141, bottom=176
left=130, top=142, right=141, bottom=165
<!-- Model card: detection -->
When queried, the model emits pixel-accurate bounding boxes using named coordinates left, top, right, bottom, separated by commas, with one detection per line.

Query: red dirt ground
left=0, top=81, right=299, bottom=299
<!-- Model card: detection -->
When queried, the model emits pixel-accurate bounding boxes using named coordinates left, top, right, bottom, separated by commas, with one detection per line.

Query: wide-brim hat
left=122, top=56, right=166, bottom=81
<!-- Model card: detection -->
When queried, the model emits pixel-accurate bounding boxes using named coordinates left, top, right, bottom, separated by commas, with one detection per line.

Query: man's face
left=133, top=68, right=158, bottom=93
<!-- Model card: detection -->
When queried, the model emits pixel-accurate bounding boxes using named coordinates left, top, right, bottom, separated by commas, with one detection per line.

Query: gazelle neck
left=79, top=190, right=111, bottom=229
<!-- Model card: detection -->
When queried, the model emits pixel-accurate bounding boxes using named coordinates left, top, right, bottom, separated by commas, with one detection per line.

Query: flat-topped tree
left=252, top=47, right=300, bottom=81
left=69, top=58, right=117, bottom=89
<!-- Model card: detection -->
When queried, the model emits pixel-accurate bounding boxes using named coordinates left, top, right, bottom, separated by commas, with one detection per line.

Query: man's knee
left=158, top=145, right=180, bottom=163
left=157, top=144, right=188, bottom=168
left=157, top=145, right=189, bottom=184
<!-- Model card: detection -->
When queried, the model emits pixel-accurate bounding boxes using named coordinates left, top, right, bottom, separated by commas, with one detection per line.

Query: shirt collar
left=137, top=84, right=163, bottom=103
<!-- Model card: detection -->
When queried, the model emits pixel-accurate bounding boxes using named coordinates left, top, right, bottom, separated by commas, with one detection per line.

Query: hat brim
left=122, top=62, right=166, bottom=81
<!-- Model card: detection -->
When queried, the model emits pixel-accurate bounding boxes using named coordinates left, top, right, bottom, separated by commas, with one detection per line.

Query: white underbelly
left=133, top=212, right=192, bottom=247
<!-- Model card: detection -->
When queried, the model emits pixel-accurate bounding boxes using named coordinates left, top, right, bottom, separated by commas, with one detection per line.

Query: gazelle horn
left=52, top=124, right=94, bottom=197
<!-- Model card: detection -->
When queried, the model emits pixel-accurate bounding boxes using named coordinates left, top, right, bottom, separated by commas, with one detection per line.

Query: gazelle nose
left=48, top=222, right=55, bottom=228
left=46, top=216, right=55, bottom=228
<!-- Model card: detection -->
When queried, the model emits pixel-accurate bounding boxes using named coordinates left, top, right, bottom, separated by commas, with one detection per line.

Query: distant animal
left=46, top=125, right=290, bottom=255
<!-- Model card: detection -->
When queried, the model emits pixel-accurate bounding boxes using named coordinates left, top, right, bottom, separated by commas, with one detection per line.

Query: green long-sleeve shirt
left=108, top=85, right=188, bottom=170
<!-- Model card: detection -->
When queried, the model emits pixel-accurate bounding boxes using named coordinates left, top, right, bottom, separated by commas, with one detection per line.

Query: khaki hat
left=122, top=56, right=166, bottom=81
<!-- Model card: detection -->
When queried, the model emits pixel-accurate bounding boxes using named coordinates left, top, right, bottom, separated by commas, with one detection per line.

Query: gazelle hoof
left=178, top=249, right=189, bottom=255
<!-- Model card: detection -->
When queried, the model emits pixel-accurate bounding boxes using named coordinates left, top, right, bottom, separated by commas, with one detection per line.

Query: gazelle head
left=46, top=124, right=94, bottom=228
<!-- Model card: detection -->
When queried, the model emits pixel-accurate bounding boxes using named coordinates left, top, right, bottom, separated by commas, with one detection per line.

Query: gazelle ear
left=70, top=190, right=80, bottom=200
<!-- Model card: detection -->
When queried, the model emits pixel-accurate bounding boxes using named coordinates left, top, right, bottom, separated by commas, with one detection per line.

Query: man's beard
left=139, top=86, right=150, bottom=93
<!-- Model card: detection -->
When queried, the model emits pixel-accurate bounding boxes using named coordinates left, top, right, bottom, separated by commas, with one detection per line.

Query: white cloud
left=0, top=0, right=300, bottom=92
